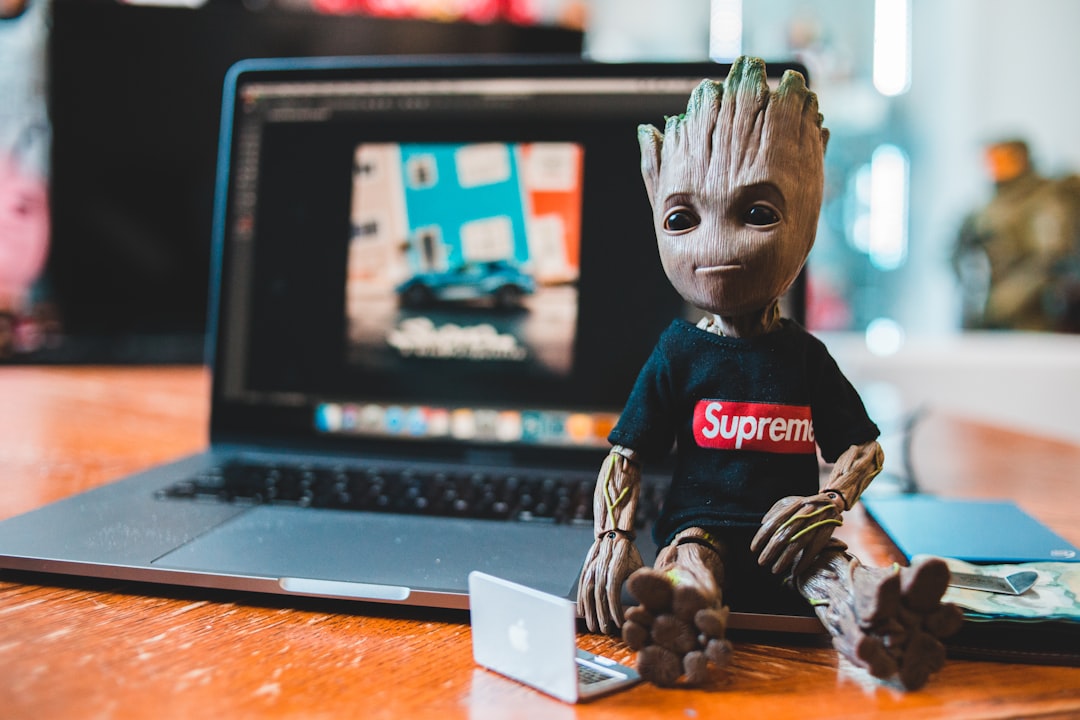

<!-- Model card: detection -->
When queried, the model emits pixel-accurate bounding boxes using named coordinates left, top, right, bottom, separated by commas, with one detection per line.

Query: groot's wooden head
left=639, top=56, right=829, bottom=317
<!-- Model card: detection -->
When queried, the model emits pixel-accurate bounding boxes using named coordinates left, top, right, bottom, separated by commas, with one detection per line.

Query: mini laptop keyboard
left=159, top=460, right=664, bottom=528
left=576, top=662, right=617, bottom=685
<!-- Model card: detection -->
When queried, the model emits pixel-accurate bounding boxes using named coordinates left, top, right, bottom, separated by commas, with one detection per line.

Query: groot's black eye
left=744, top=204, right=780, bottom=226
left=664, top=208, right=700, bottom=233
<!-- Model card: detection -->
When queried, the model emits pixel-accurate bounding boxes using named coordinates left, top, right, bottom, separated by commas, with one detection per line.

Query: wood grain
left=0, top=367, right=1077, bottom=719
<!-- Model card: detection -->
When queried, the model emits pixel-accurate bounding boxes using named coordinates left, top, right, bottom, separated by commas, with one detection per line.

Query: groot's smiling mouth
left=694, top=264, right=743, bottom=275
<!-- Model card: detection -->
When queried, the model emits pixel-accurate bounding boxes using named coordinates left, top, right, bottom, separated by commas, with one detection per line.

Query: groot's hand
left=578, top=532, right=643, bottom=635
left=750, top=492, right=844, bottom=576
left=579, top=446, right=643, bottom=634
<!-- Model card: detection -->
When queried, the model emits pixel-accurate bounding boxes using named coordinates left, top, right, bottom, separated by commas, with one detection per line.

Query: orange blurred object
left=984, top=140, right=1030, bottom=184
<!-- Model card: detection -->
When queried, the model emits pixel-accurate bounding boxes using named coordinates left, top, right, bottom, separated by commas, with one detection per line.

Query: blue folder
left=861, top=494, right=1080, bottom=564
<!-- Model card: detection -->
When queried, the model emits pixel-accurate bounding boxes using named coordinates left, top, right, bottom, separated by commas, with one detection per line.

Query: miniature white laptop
left=468, top=571, right=639, bottom=703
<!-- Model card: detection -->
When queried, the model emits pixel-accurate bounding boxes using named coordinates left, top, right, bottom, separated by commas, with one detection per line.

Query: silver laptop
left=469, top=571, right=638, bottom=702
left=0, top=56, right=818, bottom=631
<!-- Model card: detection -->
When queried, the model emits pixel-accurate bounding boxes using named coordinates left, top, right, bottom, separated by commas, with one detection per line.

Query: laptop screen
left=209, top=58, right=807, bottom=460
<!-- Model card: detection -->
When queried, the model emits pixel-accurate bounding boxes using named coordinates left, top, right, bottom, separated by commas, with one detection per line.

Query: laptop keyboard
left=576, top=662, right=617, bottom=685
left=158, top=461, right=664, bottom=528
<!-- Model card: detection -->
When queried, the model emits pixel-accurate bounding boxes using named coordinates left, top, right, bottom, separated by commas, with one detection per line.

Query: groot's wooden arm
left=577, top=445, right=644, bottom=634
left=751, top=440, right=883, bottom=576
left=822, top=440, right=884, bottom=510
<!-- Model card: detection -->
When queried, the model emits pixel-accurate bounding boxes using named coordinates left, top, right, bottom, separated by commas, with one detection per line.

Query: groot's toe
left=849, top=634, right=898, bottom=680
left=704, top=638, right=733, bottom=667
left=623, top=620, right=650, bottom=651
left=638, top=645, right=682, bottom=687
left=682, top=651, right=710, bottom=685
left=626, top=568, right=674, bottom=613
left=672, top=584, right=712, bottom=623
left=897, top=631, right=946, bottom=690
left=853, top=568, right=901, bottom=629
left=652, top=614, right=697, bottom=655
left=624, top=605, right=654, bottom=627
left=924, top=603, right=964, bottom=639
left=694, top=606, right=729, bottom=639
left=900, top=558, right=951, bottom=613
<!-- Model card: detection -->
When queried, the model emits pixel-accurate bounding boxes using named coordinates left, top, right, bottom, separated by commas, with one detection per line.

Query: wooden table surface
left=0, top=366, right=1078, bottom=719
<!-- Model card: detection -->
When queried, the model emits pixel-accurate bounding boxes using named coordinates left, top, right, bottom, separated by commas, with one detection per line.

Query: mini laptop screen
left=209, top=58, right=807, bottom=460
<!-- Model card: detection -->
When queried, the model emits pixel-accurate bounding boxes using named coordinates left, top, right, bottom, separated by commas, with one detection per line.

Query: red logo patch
left=692, top=400, right=815, bottom=454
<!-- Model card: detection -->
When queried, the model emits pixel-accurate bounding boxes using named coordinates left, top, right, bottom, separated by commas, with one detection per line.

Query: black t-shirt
left=609, top=319, right=880, bottom=544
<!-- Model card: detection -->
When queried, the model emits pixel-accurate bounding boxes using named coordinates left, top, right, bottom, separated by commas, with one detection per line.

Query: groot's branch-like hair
left=639, top=56, right=829, bottom=199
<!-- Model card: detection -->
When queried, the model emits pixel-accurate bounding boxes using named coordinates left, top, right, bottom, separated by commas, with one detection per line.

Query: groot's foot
left=620, top=568, right=732, bottom=687
left=839, top=557, right=962, bottom=690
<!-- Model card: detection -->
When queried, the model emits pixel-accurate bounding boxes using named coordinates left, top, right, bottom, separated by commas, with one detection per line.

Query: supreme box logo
left=692, top=400, right=815, bottom=454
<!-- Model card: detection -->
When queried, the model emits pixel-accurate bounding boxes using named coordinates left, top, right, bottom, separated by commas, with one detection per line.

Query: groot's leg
left=621, top=528, right=732, bottom=686
left=795, top=544, right=963, bottom=690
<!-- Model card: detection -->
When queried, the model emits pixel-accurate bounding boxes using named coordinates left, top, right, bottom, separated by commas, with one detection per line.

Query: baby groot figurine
left=576, top=57, right=961, bottom=690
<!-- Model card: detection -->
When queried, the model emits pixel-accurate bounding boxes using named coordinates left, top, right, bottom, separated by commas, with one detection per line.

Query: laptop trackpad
left=152, top=506, right=593, bottom=598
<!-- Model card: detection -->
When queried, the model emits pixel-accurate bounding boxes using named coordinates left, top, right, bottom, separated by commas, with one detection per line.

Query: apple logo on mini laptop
left=508, top=619, right=529, bottom=653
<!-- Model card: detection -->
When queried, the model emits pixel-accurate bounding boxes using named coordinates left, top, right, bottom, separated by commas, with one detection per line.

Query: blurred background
left=2, top=0, right=1078, bottom=441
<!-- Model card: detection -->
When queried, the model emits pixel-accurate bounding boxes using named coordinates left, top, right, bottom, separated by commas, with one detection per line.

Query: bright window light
left=122, top=0, right=208, bottom=6
left=851, top=164, right=872, bottom=253
left=865, top=317, right=905, bottom=356
left=873, top=0, right=911, bottom=96
left=710, top=0, right=743, bottom=61
left=869, top=144, right=909, bottom=271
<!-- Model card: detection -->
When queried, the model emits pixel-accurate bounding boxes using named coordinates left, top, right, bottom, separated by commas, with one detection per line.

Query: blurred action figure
left=0, top=0, right=53, bottom=358
left=0, top=146, right=49, bottom=359
left=953, top=139, right=1080, bottom=332
left=576, top=57, right=960, bottom=691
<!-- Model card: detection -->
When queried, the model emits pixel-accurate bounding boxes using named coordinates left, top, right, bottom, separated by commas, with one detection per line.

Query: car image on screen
left=395, top=261, right=536, bottom=310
